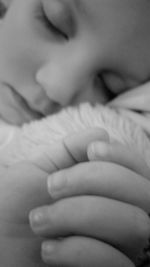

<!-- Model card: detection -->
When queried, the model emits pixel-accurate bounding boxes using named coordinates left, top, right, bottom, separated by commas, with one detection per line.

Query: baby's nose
left=36, top=57, right=90, bottom=107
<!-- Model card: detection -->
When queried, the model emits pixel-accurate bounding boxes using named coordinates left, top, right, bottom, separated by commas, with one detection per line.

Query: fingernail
left=42, top=241, right=57, bottom=256
left=48, top=172, right=67, bottom=198
left=88, top=142, right=108, bottom=159
left=87, top=143, right=96, bottom=157
left=29, top=209, right=46, bottom=229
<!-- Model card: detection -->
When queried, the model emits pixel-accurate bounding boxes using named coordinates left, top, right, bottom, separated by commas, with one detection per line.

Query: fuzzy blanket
left=0, top=102, right=150, bottom=170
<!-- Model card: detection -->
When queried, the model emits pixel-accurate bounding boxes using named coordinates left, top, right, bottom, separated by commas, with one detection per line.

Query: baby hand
left=88, top=140, right=150, bottom=180
left=0, top=161, right=49, bottom=267
left=32, top=127, right=109, bottom=173
left=0, top=128, right=108, bottom=267
left=30, top=134, right=150, bottom=267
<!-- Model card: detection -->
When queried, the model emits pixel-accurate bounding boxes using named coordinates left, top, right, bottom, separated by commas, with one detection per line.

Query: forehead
left=5, top=0, right=150, bottom=18
left=5, top=0, right=150, bottom=48
left=77, top=0, right=150, bottom=54
left=81, top=0, right=149, bottom=13
left=80, top=0, right=150, bottom=23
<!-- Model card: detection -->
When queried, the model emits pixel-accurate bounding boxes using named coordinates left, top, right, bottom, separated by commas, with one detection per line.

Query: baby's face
left=0, top=0, right=150, bottom=125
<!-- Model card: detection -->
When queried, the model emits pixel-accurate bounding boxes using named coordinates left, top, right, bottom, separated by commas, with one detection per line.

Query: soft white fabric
left=0, top=81, right=150, bottom=169
left=0, top=101, right=150, bottom=169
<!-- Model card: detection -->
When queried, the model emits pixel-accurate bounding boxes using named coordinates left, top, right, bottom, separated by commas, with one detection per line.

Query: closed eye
left=37, top=6, right=69, bottom=41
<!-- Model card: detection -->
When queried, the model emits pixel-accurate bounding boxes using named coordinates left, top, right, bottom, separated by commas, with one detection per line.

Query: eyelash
left=37, top=7, right=68, bottom=40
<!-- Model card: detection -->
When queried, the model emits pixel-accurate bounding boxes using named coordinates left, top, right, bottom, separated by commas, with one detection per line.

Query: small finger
left=47, top=162, right=150, bottom=213
left=29, top=196, right=150, bottom=260
left=32, top=128, right=109, bottom=173
left=63, top=128, right=109, bottom=162
left=87, top=141, right=150, bottom=180
left=42, top=236, right=135, bottom=267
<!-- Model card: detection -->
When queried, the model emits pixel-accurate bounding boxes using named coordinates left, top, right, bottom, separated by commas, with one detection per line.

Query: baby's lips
left=0, top=83, right=41, bottom=125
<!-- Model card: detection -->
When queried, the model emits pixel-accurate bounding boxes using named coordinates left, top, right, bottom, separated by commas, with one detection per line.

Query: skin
left=0, top=130, right=150, bottom=267
left=1, top=0, right=150, bottom=124
left=30, top=136, right=150, bottom=267
left=0, top=0, right=150, bottom=266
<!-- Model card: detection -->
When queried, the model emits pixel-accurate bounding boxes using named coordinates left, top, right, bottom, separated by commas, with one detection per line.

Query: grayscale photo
left=0, top=0, right=149, bottom=266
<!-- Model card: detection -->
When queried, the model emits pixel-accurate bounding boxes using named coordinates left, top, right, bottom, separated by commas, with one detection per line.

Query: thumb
left=31, top=128, right=109, bottom=173
left=64, top=128, right=109, bottom=163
